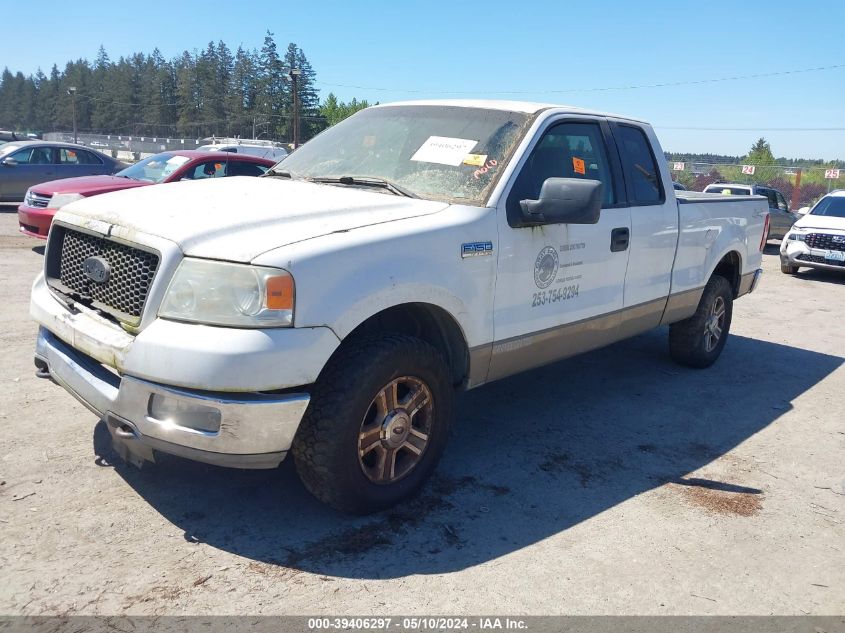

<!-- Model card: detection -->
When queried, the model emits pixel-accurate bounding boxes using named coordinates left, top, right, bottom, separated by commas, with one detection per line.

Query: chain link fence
left=667, top=160, right=843, bottom=209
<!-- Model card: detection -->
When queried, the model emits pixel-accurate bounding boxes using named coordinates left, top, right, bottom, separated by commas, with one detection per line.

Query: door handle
left=610, top=227, right=629, bottom=252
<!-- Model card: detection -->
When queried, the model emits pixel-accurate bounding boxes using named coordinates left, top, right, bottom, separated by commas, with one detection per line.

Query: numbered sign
left=825, top=169, right=841, bottom=179
left=673, top=162, right=685, bottom=171
left=741, top=165, right=756, bottom=175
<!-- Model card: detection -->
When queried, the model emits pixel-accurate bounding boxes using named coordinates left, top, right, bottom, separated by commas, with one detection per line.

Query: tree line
left=0, top=32, right=370, bottom=142
left=670, top=138, right=842, bottom=207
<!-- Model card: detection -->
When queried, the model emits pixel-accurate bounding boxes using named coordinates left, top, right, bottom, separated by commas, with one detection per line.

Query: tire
left=292, top=334, right=453, bottom=514
left=669, top=275, right=733, bottom=369
left=781, top=263, right=799, bottom=274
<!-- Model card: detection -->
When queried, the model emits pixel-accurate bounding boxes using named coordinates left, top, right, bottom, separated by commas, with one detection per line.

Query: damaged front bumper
left=35, top=327, right=310, bottom=469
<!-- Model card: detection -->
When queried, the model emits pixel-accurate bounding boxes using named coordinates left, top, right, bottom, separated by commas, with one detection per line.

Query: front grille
left=805, top=233, right=845, bottom=252
left=46, top=226, right=160, bottom=324
left=797, top=253, right=845, bottom=267
left=26, top=191, right=52, bottom=208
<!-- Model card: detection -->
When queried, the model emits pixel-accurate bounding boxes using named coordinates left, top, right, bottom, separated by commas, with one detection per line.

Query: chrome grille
left=26, top=191, right=52, bottom=208
left=805, top=233, right=845, bottom=252
left=46, top=226, right=160, bottom=324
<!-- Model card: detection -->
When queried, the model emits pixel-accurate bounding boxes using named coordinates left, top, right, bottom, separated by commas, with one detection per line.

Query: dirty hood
left=56, top=176, right=450, bottom=261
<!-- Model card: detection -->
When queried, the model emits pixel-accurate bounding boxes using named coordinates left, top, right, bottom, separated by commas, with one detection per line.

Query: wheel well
left=342, top=303, right=469, bottom=388
left=713, top=251, right=741, bottom=297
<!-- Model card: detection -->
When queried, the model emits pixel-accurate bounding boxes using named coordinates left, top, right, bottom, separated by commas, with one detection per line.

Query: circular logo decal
left=534, top=246, right=559, bottom=288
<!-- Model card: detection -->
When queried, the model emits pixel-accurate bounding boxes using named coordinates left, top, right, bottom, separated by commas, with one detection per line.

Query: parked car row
left=1, top=141, right=125, bottom=203
left=15, top=149, right=274, bottom=238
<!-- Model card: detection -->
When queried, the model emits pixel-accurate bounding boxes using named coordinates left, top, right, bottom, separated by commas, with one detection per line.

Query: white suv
left=780, top=190, right=845, bottom=274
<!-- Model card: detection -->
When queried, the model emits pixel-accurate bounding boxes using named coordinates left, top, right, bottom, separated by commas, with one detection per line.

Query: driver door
left=488, top=117, right=631, bottom=382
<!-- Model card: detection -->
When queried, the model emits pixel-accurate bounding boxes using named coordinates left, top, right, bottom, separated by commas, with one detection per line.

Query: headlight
left=159, top=259, right=294, bottom=327
left=788, top=230, right=807, bottom=241
left=49, top=192, right=85, bottom=209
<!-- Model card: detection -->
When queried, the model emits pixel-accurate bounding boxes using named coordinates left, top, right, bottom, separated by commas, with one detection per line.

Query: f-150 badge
left=461, top=242, right=494, bottom=258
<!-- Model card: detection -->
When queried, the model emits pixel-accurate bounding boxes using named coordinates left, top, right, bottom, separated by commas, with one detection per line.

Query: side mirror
left=1, top=157, right=18, bottom=167
left=520, top=177, right=602, bottom=225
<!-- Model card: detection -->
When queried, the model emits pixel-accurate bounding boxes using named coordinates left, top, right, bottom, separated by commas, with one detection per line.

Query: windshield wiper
left=311, top=176, right=418, bottom=198
left=264, top=169, right=295, bottom=179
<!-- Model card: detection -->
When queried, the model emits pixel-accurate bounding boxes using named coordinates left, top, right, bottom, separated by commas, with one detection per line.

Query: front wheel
left=669, top=275, right=733, bottom=369
left=292, top=334, right=453, bottom=514
left=781, top=262, right=799, bottom=274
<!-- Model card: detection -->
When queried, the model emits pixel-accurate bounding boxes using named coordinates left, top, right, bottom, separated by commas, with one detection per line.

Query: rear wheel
left=669, top=275, right=733, bottom=368
left=292, top=334, right=453, bottom=514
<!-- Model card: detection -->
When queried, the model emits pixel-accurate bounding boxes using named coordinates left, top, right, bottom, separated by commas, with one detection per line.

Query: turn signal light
left=266, top=275, right=294, bottom=310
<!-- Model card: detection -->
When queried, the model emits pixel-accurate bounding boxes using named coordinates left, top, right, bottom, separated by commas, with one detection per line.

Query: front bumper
left=35, top=327, right=310, bottom=468
left=781, top=239, right=845, bottom=272
left=17, top=204, right=54, bottom=239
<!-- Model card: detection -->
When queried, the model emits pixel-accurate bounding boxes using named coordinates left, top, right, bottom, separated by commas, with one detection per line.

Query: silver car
left=0, top=141, right=124, bottom=203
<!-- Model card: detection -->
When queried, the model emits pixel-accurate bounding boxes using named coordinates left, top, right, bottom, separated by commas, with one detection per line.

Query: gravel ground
left=0, top=206, right=842, bottom=615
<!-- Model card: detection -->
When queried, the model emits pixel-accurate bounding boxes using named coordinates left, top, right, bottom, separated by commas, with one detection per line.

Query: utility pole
left=289, top=68, right=302, bottom=148
left=67, top=86, right=77, bottom=144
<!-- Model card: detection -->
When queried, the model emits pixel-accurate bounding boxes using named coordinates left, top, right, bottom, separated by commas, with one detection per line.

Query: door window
left=184, top=160, right=227, bottom=179
left=507, top=121, right=616, bottom=223
left=775, top=191, right=789, bottom=212
left=227, top=161, right=269, bottom=177
left=759, top=188, right=778, bottom=209
left=11, top=146, right=53, bottom=165
left=58, top=148, right=102, bottom=165
left=616, top=125, right=663, bottom=204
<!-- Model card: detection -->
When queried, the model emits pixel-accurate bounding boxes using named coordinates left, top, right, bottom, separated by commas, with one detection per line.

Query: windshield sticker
left=463, top=153, right=487, bottom=167
left=362, top=135, right=376, bottom=147
left=573, top=157, right=586, bottom=175
left=411, top=136, right=478, bottom=166
left=472, top=158, right=499, bottom=180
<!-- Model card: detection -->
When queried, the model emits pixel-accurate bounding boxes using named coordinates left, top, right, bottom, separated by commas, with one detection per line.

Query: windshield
left=116, top=153, right=191, bottom=183
left=810, top=196, right=845, bottom=218
left=276, top=105, right=532, bottom=205
left=0, top=144, right=20, bottom=157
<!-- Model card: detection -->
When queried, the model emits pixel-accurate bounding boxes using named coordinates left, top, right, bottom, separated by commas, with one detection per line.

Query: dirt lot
left=0, top=207, right=842, bottom=615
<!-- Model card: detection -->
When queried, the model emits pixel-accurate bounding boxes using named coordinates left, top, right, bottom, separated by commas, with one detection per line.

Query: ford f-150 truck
left=31, top=100, right=767, bottom=513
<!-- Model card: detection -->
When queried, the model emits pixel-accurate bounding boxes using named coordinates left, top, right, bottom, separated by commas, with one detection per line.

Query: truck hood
left=31, top=175, right=150, bottom=197
left=794, top=213, right=845, bottom=232
left=57, top=176, right=451, bottom=261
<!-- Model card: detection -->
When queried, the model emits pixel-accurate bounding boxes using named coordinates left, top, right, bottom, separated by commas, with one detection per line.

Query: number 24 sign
left=741, top=165, right=756, bottom=175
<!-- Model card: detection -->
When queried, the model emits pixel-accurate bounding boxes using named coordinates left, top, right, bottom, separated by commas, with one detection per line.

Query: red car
left=18, top=150, right=275, bottom=239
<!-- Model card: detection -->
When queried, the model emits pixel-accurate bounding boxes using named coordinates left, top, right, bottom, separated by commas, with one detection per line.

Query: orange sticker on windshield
left=573, top=157, right=586, bottom=175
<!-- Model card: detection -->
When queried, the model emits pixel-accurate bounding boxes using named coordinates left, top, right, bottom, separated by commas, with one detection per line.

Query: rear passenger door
left=768, top=189, right=795, bottom=237
left=609, top=122, right=679, bottom=328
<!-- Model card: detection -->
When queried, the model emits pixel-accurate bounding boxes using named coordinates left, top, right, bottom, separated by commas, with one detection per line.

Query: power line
left=316, top=63, right=845, bottom=95
left=656, top=126, right=845, bottom=131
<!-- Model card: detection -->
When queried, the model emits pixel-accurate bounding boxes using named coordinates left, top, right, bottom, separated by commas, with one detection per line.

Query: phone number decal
left=531, top=284, right=579, bottom=307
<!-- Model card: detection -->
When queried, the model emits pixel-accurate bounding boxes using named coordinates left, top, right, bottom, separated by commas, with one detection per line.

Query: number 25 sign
left=825, top=169, right=841, bottom=179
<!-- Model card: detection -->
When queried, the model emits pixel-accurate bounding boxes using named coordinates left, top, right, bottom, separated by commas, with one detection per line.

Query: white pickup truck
left=31, top=100, right=767, bottom=513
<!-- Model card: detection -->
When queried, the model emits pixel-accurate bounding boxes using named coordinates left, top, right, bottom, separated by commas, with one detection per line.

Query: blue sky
left=4, top=0, right=844, bottom=159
